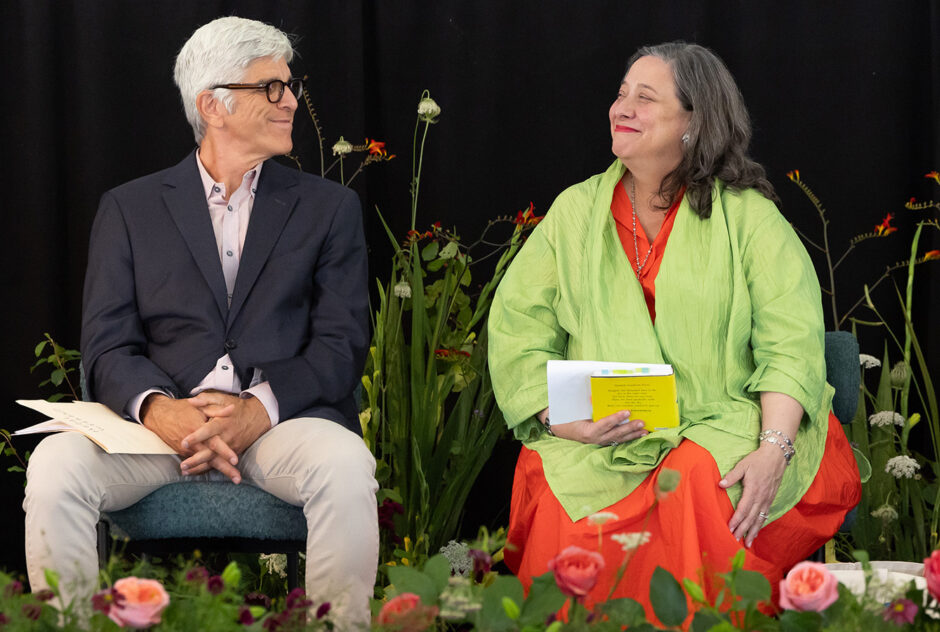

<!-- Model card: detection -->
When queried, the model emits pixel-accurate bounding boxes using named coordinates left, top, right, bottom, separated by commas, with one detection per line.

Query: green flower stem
left=899, top=222, right=923, bottom=420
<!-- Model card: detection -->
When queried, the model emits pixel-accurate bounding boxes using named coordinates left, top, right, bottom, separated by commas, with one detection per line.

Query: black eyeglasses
left=211, top=76, right=305, bottom=104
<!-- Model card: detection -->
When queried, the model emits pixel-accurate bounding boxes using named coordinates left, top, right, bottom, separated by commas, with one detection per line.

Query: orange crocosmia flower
left=514, top=202, right=544, bottom=226
left=924, top=250, right=940, bottom=261
left=926, top=171, right=940, bottom=184
left=365, top=138, right=387, bottom=156
left=875, top=213, right=898, bottom=236
left=786, top=170, right=800, bottom=182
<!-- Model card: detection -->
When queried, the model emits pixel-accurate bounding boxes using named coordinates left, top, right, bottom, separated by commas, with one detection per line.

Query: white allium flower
left=439, top=540, right=472, bottom=577
left=869, top=411, right=905, bottom=428
left=859, top=354, right=882, bottom=369
left=870, top=504, right=898, bottom=522
left=331, top=136, right=353, bottom=156
left=885, top=455, right=920, bottom=479
left=417, top=96, right=441, bottom=122
left=611, top=531, right=651, bottom=551
left=438, top=576, right=482, bottom=620
left=393, top=280, right=412, bottom=298
left=259, top=553, right=287, bottom=578
left=588, top=511, right=619, bottom=526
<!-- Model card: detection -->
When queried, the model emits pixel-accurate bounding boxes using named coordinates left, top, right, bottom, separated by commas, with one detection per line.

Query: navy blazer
left=80, top=152, right=369, bottom=435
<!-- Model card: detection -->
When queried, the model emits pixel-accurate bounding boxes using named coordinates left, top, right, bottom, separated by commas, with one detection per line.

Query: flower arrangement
left=0, top=560, right=333, bottom=630
left=358, top=91, right=542, bottom=569
left=787, top=170, right=939, bottom=563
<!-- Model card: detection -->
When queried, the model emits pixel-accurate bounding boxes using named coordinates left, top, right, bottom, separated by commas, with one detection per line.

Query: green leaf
left=34, top=339, right=49, bottom=357
left=7, top=466, right=25, bottom=473
left=779, top=609, right=823, bottom=632
left=422, top=554, right=451, bottom=594
left=479, top=575, right=525, bottom=631
left=386, top=564, right=437, bottom=604
left=852, top=447, right=872, bottom=483
left=690, top=610, right=726, bottom=632
left=704, top=622, right=737, bottom=632
left=731, top=548, right=746, bottom=570
left=421, top=241, right=440, bottom=261
left=221, top=561, right=241, bottom=587
left=502, top=596, right=521, bottom=620
left=50, top=368, right=66, bottom=386
left=649, top=566, right=687, bottom=627
left=596, top=597, right=646, bottom=626
left=731, top=569, right=771, bottom=602
left=438, top=241, right=459, bottom=260
left=518, top=572, right=567, bottom=626
left=682, top=577, right=706, bottom=604
left=44, top=568, right=60, bottom=593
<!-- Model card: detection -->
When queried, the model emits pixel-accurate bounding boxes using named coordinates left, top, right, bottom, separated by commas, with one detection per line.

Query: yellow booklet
left=590, top=365, right=679, bottom=431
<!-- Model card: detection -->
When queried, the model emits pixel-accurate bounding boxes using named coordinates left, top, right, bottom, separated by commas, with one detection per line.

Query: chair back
left=824, top=331, right=860, bottom=423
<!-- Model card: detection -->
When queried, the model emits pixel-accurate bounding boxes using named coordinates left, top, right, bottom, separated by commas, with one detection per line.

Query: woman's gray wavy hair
left=628, top=42, right=778, bottom=218
left=174, top=16, right=295, bottom=144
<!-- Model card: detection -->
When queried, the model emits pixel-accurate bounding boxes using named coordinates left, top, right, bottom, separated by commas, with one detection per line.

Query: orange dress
left=504, top=184, right=862, bottom=622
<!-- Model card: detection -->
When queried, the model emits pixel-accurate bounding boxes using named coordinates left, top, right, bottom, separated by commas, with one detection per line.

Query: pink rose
left=778, top=561, right=839, bottom=612
left=547, top=546, right=605, bottom=598
left=925, top=550, right=940, bottom=601
left=377, top=593, right=438, bottom=631
left=108, top=577, right=170, bottom=628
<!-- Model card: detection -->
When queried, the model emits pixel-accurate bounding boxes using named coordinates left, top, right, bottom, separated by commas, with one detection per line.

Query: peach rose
left=778, top=561, right=838, bottom=612
left=925, top=550, right=940, bottom=601
left=547, top=546, right=605, bottom=598
left=108, top=577, right=170, bottom=628
left=377, top=593, right=438, bottom=631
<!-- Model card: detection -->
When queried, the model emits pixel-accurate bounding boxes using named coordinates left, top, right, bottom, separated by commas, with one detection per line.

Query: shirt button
left=227, top=205, right=233, bottom=212
left=221, top=365, right=229, bottom=371
left=212, top=186, right=220, bottom=193
left=226, top=250, right=233, bottom=257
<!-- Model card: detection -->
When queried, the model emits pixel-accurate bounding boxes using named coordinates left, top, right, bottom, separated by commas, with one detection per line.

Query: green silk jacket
left=488, top=160, right=832, bottom=522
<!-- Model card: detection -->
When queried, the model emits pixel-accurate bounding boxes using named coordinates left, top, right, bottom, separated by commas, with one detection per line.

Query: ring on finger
left=608, top=440, right=619, bottom=447
left=758, top=511, right=769, bottom=521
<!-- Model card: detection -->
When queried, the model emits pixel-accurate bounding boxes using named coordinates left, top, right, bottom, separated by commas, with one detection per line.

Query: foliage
left=29, top=333, right=82, bottom=402
left=788, top=170, right=939, bottom=562
left=2, top=334, right=81, bottom=478
left=359, top=91, right=542, bottom=569
left=0, top=557, right=333, bottom=631
left=372, top=537, right=940, bottom=631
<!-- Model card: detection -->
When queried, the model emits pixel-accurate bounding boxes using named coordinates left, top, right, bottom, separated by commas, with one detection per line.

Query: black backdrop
left=1, top=1, right=938, bottom=576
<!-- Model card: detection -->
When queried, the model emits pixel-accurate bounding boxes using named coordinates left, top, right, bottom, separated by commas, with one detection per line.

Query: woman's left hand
left=719, top=443, right=788, bottom=547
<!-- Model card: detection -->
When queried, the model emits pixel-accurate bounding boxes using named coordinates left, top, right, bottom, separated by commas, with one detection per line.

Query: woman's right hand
left=549, top=410, right=649, bottom=446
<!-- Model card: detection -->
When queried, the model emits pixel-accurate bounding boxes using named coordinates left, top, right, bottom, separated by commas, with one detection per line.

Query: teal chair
left=815, top=330, right=861, bottom=559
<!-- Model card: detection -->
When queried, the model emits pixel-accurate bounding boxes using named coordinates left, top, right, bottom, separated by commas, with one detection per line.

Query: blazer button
left=224, top=339, right=237, bottom=351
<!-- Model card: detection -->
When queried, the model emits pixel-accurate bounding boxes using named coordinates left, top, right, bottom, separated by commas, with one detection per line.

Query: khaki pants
left=24, top=418, right=378, bottom=630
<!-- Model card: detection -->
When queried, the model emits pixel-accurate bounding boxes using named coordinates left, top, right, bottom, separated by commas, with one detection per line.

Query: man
left=23, top=16, right=378, bottom=628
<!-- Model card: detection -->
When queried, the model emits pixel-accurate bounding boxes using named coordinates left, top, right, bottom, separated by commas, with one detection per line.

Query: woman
left=488, top=42, right=860, bottom=619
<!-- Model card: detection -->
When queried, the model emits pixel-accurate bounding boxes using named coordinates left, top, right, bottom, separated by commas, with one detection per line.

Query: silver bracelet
left=759, top=428, right=794, bottom=450
left=759, top=431, right=795, bottom=465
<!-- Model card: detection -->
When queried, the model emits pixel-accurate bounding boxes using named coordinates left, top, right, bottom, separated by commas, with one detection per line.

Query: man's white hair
left=174, top=16, right=295, bottom=143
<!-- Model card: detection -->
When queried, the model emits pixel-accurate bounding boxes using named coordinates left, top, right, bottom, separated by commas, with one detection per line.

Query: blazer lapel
left=228, top=160, right=299, bottom=323
left=162, top=152, right=229, bottom=319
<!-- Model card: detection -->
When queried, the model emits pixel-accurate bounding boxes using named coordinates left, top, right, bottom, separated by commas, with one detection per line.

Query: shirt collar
left=195, top=150, right=263, bottom=201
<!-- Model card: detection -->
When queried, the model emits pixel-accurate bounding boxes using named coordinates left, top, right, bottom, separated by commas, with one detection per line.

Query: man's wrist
left=140, top=393, right=169, bottom=425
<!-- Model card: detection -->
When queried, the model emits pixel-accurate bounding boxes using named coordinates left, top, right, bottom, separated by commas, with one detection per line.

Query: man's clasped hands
left=140, top=391, right=272, bottom=484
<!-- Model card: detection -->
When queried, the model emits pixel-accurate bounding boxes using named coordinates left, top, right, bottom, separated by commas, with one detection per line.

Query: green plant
left=360, top=92, right=542, bottom=568
left=2, top=335, right=82, bottom=478
left=787, top=170, right=940, bottom=562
